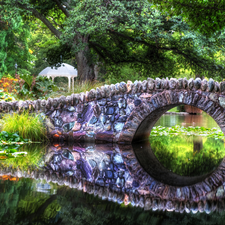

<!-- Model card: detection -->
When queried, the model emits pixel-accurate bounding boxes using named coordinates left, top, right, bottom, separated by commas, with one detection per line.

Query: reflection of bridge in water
left=1, top=143, right=225, bottom=214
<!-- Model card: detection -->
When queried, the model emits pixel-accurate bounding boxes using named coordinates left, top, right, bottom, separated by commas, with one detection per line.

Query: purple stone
left=106, top=107, right=114, bottom=115
left=105, top=170, right=113, bottom=179
left=89, top=116, right=98, bottom=124
left=54, top=117, right=63, bottom=127
left=117, top=115, right=127, bottom=122
left=134, top=99, right=141, bottom=106
left=63, top=122, right=75, bottom=132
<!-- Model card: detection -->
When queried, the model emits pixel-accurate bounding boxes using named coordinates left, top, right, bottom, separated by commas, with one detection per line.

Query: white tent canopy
left=39, top=63, right=78, bottom=92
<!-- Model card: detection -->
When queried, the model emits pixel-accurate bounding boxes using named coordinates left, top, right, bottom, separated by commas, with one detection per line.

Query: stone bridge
left=1, top=77, right=225, bottom=144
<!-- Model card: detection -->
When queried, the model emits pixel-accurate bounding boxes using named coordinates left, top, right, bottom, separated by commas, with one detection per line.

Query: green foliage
left=16, top=75, right=58, bottom=99
left=1, top=112, right=47, bottom=142
left=0, top=7, right=35, bottom=78
left=48, top=80, right=105, bottom=98
left=62, top=0, right=225, bottom=79
left=150, top=135, right=225, bottom=176
left=0, top=145, right=27, bottom=160
left=27, top=19, right=62, bottom=75
left=18, top=197, right=60, bottom=221
left=0, top=90, right=16, bottom=102
left=2, top=0, right=225, bottom=81
left=0, top=131, right=29, bottom=144
left=150, top=0, right=225, bottom=35
left=150, top=125, right=225, bottom=176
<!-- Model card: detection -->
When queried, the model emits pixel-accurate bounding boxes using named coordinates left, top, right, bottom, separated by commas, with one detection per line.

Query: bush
left=1, top=112, right=47, bottom=142
left=15, top=74, right=58, bottom=99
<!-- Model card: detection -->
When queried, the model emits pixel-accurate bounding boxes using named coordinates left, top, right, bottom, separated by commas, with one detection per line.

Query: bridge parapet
left=1, top=77, right=225, bottom=143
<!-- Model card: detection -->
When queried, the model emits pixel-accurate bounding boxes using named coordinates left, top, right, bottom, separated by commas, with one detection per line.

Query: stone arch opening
left=117, top=90, right=225, bottom=185
left=126, top=90, right=225, bottom=143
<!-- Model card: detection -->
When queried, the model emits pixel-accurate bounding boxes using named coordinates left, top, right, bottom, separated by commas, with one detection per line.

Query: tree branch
left=16, top=2, right=62, bottom=38
left=53, top=0, right=70, bottom=17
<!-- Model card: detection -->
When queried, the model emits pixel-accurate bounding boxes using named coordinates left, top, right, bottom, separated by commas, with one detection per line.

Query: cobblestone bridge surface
left=1, top=77, right=225, bottom=143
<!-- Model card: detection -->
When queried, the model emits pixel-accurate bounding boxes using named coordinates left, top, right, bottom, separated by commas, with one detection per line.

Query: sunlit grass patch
left=1, top=112, right=47, bottom=142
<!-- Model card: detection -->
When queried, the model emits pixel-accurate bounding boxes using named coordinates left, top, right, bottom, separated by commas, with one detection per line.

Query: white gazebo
left=38, top=63, right=78, bottom=92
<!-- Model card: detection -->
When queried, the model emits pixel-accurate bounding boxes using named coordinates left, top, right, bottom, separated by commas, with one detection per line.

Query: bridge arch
left=119, top=90, right=225, bottom=143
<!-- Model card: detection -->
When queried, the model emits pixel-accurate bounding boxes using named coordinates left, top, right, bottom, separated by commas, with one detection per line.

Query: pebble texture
left=1, top=77, right=225, bottom=144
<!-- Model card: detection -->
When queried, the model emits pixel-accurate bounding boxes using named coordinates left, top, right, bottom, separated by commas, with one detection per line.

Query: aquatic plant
left=1, top=112, right=47, bottom=142
left=0, top=131, right=30, bottom=145
left=151, top=125, right=225, bottom=140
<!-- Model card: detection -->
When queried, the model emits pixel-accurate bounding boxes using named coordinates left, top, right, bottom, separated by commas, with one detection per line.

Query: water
left=155, top=112, right=219, bottom=128
left=1, top=113, right=225, bottom=224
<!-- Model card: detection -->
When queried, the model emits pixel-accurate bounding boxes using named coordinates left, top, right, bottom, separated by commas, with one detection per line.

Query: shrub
left=15, top=74, right=58, bottom=99
left=1, top=112, right=47, bottom=142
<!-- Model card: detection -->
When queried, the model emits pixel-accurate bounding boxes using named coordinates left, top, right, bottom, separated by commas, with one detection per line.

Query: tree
left=1, top=0, right=225, bottom=81
left=150, top=0, right=225, bottom=35
left=63, top=0, right=225, bottom=79
left=0, top=12, right=34, bottom=78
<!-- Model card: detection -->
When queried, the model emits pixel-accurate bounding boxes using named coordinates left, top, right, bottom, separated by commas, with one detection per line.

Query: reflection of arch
left=119, top=90, right=225, bottom=143
left=120, top=142, right=225, bottom=203
left=132, top=140, right=216, bottom=186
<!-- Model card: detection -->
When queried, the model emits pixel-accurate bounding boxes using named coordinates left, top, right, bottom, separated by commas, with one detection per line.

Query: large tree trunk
left=75, top=35, right=95, bottom=81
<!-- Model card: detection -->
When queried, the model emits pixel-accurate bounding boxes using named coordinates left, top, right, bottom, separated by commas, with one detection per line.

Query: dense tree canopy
left=1, top=0, right=225, bottom=81
left=0, top=11, right=34, bottom=78
left=150, top=0, right=225, bottom=35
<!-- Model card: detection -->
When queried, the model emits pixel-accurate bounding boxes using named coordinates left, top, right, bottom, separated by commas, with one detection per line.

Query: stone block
left=194, top=78, right=201, bottom=89
left=161, top=78, right=169, bottom=89
left=73, top=132, right=86, bottom=142
left=177, top=78, right=183, bottom=89
left=183, top=78, right=188, bottom=88
left=126, top=80, right=133, bottom=93
left=169, top=78, right=177, bottom=89
left=155, top=78, right=161, bottom=89
left=201, top=79, right=208, bottom=91
left=209, top=93, right=218, bottom=102
left=220, top=81, right=225, bottom=93
left=188, top=78, right=194, bottom=89
left=219, top=97, right=225, bottom=108
left=147, top=78, right=155, bottom=90
left=214, top=82, right=220, bottom=92
left=207, top=78, right=214, bottom=92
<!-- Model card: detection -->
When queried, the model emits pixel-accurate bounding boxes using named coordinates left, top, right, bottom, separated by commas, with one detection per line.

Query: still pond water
left=1, top=112, right=225, bottom=224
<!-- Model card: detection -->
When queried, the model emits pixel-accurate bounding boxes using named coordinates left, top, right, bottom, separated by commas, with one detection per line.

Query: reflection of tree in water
left=150, top=136, right=225, bottom=176
left=2, top=177, right=225, bottom=224
left=193, top=136, right=203, bottom=153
